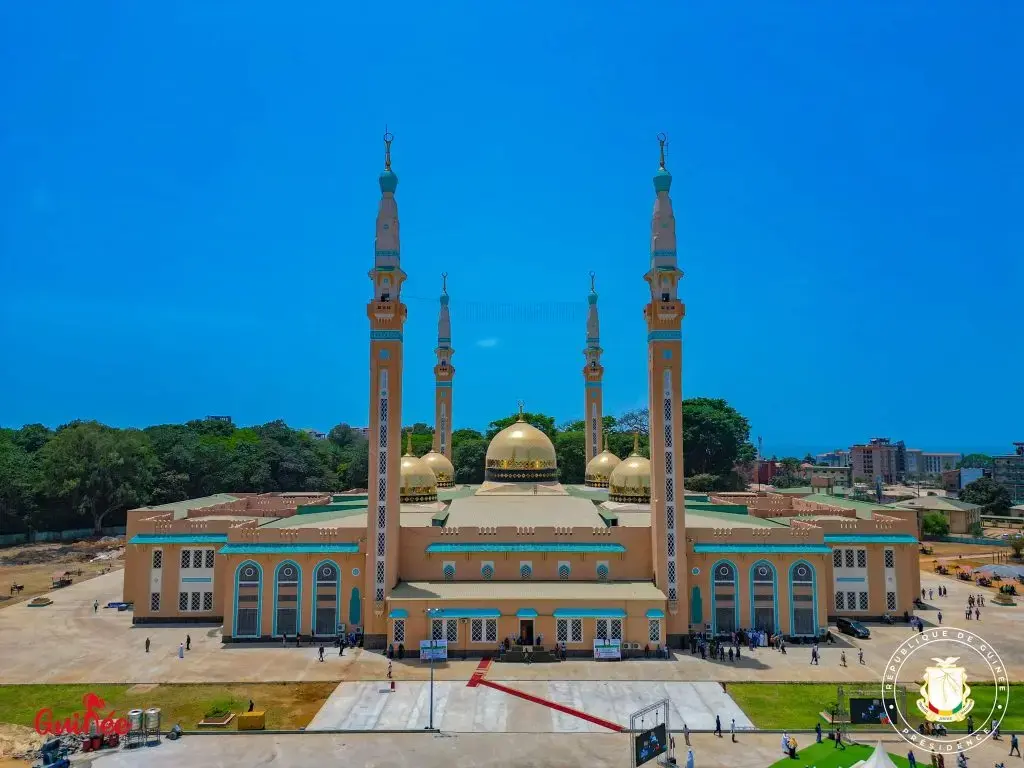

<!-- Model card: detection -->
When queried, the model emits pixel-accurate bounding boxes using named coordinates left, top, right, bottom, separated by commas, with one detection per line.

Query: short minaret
left=643, top=133, right=688, bottom=645
left=363, top=130, right=407, bottom=649
left=583, top=271, right=604, bottom=462
left=433, top=273, right=455, bottom=459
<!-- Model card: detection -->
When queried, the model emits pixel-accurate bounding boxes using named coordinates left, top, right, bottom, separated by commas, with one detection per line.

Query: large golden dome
left=421, top=450, right=455, bottom=488
left=485, top=411, right=558, bottom=482
left=608, top=435, right=650, bottom=503
left=400, top=434, right=438, bottom=502
left=585, top=439, right=621, bottom=488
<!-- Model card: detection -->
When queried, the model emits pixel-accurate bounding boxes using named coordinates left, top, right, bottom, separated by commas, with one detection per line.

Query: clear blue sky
left=1, top=2, right=1021, bottom=457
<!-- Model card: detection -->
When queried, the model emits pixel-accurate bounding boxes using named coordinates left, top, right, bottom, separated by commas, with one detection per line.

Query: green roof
left=686, top=508, right=785, bottom=528
left=565, top=485, right=610, bottom=501
left=133, top=494, right=240, bottom=520
left=219, top=543, right=359, bottom=554
left=261, top=506, right=367, bottom=528
left=801, top=493, right=895, bottom=518
left=693, top=543, right=832, bottom=554
left=425, top=542, right=625, bottom=554
left=823, top=534, right=918, bottom=544
left=129, top=534, right=229, bottom=545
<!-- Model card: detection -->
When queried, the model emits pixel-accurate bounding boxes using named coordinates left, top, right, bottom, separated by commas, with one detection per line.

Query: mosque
left=123, top=134, right=921, bottom=654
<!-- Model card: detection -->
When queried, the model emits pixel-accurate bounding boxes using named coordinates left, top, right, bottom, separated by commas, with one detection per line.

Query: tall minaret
left=363, top=131, right=407, bottom=648
left=643, top=133, right=688, bottom=645
left=433, top=273, right=455, bottom=459
left=583, top=272, right=604, bottom=462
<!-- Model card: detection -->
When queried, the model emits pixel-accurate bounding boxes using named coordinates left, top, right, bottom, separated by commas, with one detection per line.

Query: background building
left=816, top=450, right=850, bottom=467
left=850, top=438, right=900, bottom=484
left=993, top=443, right=1024, bottom=505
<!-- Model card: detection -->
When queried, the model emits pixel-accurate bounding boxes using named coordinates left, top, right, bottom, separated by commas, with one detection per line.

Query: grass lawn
left=767, top=741, right=913, bottom=768
left=0, top=682, right=336, bottom=731
left=729, top=683, right=1023, bottom=731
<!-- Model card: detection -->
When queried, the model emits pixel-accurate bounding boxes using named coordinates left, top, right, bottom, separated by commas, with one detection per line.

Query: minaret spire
left=643, top=132, right=687, bottom=646
left=583, top=271, right=605, bottom=462
left=433, top=272, right=455, bottom=459
left=364, top=129, right=407, bottom=649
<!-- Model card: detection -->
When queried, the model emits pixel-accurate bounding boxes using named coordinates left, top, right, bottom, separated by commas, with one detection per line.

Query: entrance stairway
left=497, top=646, right=559, bottom=663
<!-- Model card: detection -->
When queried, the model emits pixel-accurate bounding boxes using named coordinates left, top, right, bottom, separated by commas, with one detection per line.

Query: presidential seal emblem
left=916, top=657, right=974, bottom=722
left=882, top=628, right=1009, bottom=753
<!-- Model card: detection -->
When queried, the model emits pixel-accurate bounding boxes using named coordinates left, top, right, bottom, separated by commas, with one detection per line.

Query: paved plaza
left=307, top=680, right=752, bottom=732
left=0, top=569, right=1019, bottom=685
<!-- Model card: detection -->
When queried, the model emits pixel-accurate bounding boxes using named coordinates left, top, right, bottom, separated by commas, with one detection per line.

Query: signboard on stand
left=593, top=640, right=621, bottom=660
left=419, top=639, right=448, bottom=661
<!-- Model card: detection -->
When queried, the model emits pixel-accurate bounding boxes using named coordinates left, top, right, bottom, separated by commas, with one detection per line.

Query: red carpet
left=478, top=679, right=625, bottom=732
left=467, top=658, right=492, bottom=688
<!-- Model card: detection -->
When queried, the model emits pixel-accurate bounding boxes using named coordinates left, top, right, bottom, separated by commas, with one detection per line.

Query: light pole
left=425, top=608, right=439, bottom=731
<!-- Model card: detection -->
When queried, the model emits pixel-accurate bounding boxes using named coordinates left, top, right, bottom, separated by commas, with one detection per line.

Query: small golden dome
left=585, top=439, right=621, bottom=488
left=400, top=434, right=437, bottom=502
left=421, top=450, right=455, bottom=488
left=484, top=406, right=558, bottom=482
left=608, top=433, right=650, bottom=503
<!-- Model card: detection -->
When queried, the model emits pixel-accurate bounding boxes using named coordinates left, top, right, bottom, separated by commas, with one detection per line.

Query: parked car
left=836, top=617, right=870, bottom=639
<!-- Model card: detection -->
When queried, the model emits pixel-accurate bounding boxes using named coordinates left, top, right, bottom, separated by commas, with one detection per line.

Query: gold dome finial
left=384, top=127, right=394, bottom=171
left=657, top=132, right=667, bottom=171
left=604, top=435, right=610, bottom=452
left=517, top=400, right=525, bottom=421
left=405, top=430, right=412, bottom=456
left=632, top=431, right=640, bottom=455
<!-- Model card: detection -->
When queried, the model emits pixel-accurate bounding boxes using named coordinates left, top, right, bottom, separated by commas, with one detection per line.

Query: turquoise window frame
left=311, top=559, right=341, bottom=637
left=272, top=560, right=303, bottom=638
left=232, top=559, right=263, bottom=638
left=748, top=559, right=779, bottom=634
left=709, top=559, right=739, bottom=634
left=788, top=559, right=819, bottom=637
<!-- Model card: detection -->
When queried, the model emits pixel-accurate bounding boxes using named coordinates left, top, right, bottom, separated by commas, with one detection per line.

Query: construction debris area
left=0, top=537, right=124, bottom=607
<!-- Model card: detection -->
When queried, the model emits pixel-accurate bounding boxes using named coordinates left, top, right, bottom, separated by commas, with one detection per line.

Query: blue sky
left=1, top=2, right=1021, bottom=457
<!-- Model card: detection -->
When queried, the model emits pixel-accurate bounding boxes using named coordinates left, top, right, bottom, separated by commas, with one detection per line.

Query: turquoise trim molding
left=181, top=577, right=212, bottom=583
left=586, top=337, right=600, bottom=344
left=272, top=560, right=302, bottom=637
left=311, top=559, right=341, bottom=637
left=430, top=608, right=500, bottom=619
left=695, top=543, right=831, bottom=554
left=553, top=608, right=626, bottom=619
left=435, top=381, right=453, bottom=388
left=645, top=609, right=665, bottom=619
left=748, top=560, right=779, bottom=634
left=516, top=608, right=539, bottom=618
left=836, top=577, right=866, bottom=583
left=824, top=534, right=917, bottom=544
left=220, top=543, right=359, bottom=555
left=232, top=560, right=263, bottom=639
left=374, top=251, right=399, bottom=260
left=388, top=608, right=409, bottom=619
left=438, top=337, right=451, bottom=343
left=370, top=330, right=402, bottom=341
left=130, top=534, right=227, bottom=545
left=710, top=559, right=739, bottom=635
left=585, top=382, right=602, bottom=389
left=788, top=559, right=819, bottom=637
left=647, top=330, right=682, bottom=342
left=425, top=542, right=625, bottom=554
left=652, top=250, right=677, bottom=260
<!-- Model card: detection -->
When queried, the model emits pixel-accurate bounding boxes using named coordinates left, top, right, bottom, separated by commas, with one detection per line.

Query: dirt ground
left=0, top=538, right=124, bottom=607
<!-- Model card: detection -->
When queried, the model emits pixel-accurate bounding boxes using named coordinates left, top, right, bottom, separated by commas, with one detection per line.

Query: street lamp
left=425, top=608, right=440, bottom=731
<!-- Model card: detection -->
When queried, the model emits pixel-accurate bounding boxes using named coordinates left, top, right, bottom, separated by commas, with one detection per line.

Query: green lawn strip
left=728, top=683, right=1023, bottom=732
left=0, top=682, right=336, bottom=731
left=766, top=741, right=913, bottom=768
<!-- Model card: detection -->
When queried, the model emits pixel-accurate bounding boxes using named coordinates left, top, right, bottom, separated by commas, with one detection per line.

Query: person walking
left=683, top=722, right=691, bottom=746
left=178, top=642, right=184, bottom=659
left=909, top=749, right=918, bottom=768
left=858, top=648, right=865, bottom=665
left=993, top=720, right=1001, bottom=740
left=841, top=651, right=847, bottom=667
left=788, top=735, right=797, bottom=759
left=1009, top=733, right=1020, bottom=756
left=975, top=607, right=981, bottom=621
left=834, top=726, right=846, bottom=750
left=816, top=722, right=823, bottom=743
left=715, top=714, right=722, bottom=737
left=93, top=600, right=99, bottom=613
left=731, top=717, right=736, bottom=743
left=811, top=647, right=819, bottom=665
left=937, top=610, right=943, bottom=624
left=186, top=634, right=191, bottom=651
left=248, top=699, right=255, bottom=712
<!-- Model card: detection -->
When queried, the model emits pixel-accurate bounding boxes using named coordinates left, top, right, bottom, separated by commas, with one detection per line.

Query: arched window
left=790, top=560, right=817, bottom=637
left=749, top=561, right=778, bottom=633
left=711, top=561, right=737, bottom=634
left=274, top=561, right=302, bottom=637
left=313, top=561, right=340, bottom=637
left=234, top=561, right=262, bottom=638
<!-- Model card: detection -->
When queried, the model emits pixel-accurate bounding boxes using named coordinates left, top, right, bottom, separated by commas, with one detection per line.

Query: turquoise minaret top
left=379, top=130, right=398, bottom=194
left=653, top=132, right=672, bottom=193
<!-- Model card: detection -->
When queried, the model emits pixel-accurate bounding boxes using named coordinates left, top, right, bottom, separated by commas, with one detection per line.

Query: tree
left=38, top=422, right=157, bottom=532
left=960, top=477, right=1012, bottom=515
left=959, top=453, right=994, bottom=470
left=485, top=412, right=557, bottom=440
left=968, top=521, right=984, bottom=537
left=1008, top=534, right=1024, bottom=559
left=453, top=439, right=487, bottom=484
left=802, top=453, right=815, bottom=464
left=327, top=423, right=361, bottom=451
left=686, top=473, right=719, bottom=493
left=0, top=432, right=43, bottom=533
left=616, top=409, right=649, bottom=437
left=451, top=429, right=483, bottom=450
left=771, top=473, right=806, bottom=489
left=555, top=431, right=586, bottom=484
left=337, top=439, right=368, bottom=490
left=921, top=512, right=951, bottom=537
left=682, top=398, right=753, bottom=477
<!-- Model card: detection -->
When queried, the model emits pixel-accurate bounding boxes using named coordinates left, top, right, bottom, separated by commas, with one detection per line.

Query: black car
left=836, top=617, right=870, bottom=639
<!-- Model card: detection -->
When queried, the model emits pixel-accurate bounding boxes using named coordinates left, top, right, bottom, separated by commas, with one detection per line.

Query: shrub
left=204, top=697, right=239, bottom=719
